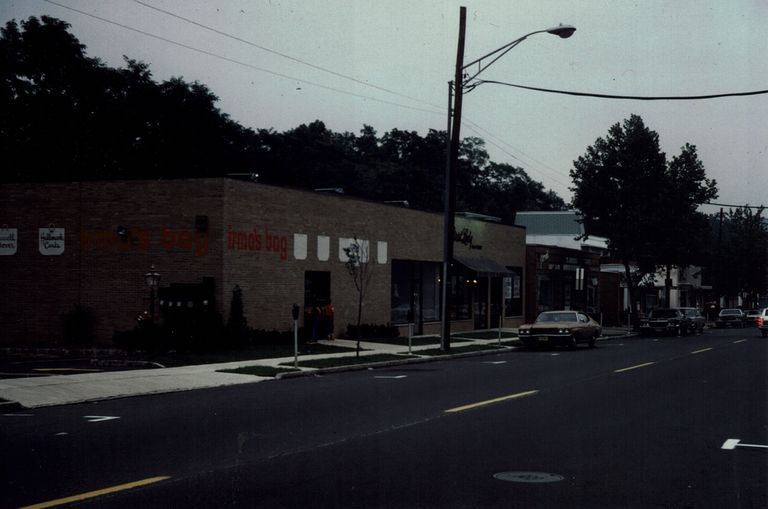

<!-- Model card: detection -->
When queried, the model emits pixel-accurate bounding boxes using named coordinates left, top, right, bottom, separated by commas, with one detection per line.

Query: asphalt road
left=2, top=328, right=766, bottom=508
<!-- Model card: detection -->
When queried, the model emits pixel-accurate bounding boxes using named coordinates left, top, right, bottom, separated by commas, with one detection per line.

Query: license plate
left=537, top=337, right=549, bottom=342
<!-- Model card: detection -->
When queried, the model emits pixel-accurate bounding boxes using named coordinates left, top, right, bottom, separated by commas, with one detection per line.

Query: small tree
left=343, top=237, right=374, bottom=357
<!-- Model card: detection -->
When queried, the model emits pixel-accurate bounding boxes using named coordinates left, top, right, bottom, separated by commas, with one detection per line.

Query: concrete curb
left=276, top=345, right=519, bottom=379
left=0, top=399, right=25, bottom=412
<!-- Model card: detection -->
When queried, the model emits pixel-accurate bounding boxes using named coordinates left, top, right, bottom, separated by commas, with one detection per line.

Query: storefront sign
left=39, top=227, right=65, bottom=255
left=0, top=227, right=17, bottom=255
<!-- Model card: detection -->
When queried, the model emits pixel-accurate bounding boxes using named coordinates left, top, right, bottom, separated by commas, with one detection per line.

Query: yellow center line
left=19, top=476, right=171, bottom=509
left=445, top=390, right=539, bottom=413
left=614, top=362, right=655, bottom=373
left=691, top=347, right=713, bottom=354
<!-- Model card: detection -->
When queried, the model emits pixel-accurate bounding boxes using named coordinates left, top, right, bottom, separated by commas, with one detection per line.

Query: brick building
left=0, top=178, right=526, bottom=345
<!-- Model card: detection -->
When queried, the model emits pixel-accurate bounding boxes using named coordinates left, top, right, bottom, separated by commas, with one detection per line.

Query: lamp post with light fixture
left=144, top=265, right=161, bottom=323
left=440, top=6, right=575, bottom=351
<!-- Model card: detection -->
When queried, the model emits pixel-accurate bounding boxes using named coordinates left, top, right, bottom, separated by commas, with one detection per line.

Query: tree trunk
left=623, top=260, right=638, bottom=329
left=356, top=293, right=363, bottom=358
left=665, top=264, right=672, bottom=307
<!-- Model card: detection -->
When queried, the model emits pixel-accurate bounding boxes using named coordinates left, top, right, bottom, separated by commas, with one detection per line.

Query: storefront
left=1, top=178, right=526, bottom=345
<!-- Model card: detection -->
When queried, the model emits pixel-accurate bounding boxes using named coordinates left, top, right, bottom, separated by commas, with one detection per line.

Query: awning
left=454, top=254, right=512, bottom=276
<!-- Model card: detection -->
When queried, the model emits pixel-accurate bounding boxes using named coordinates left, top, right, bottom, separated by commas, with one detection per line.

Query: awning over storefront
left=454, top=254, right=512, bottom=276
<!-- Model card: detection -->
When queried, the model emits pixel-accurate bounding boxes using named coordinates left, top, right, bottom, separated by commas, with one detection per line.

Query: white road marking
left=3, top=413, right=34, bottom=417
left=614, top=362, right=655, bottom=373
left=483, top=361, right=507, bottom=365
left=732, top=339, right=747, bottom=344
left=721, top=438, right=768, bottom=450
left=83, top=415, right=120, bottom=423
left=373, top=375, right=407, bottom=379
left=691, top=347, right=713, bottom=354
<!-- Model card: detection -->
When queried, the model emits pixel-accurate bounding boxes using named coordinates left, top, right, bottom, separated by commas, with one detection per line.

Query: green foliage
left=345, top=323, right=400, bottom=340
left=61, top=305, right=97, bottom=346
left=1, top=16, right=565, bottom=223
left=711, top=207, right=767, bottom=304
left=571, top=114, right=719, bottom=310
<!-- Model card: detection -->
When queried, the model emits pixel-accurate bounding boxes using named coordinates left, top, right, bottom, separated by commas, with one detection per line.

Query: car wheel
left=588, top=333, right=597, bottom=348
left=569, top=335, right=578, bottom=349
left=762, top=330, right=767, bottom=338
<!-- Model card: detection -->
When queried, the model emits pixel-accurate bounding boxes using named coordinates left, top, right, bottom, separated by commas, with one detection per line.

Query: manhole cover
left=494, top=472, right=564, bottom=483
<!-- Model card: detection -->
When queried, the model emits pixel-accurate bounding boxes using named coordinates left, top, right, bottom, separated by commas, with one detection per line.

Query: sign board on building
left=0, top=227, right=17, bottom=255
left=39, top=227, right=65, bottom=255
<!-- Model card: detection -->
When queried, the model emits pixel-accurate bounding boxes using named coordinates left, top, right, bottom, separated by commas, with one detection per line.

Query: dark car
left=679, top=307, right=706, bottom=333
left=639, top=308, right=692, bottom=336
left=715, top=308, right=746, bottom=328
left=518, top=310, right=602, bottom=349
left=745, top=309, right=761, bottom=326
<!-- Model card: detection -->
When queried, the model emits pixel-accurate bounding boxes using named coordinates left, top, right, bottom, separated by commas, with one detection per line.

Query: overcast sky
left=2, top=0, right=767, bottom=211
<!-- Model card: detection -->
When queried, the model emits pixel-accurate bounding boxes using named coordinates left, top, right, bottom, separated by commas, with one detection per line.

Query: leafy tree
left=572, top=116, right=719, bottom=316
left=712, top=207, right=767, bottom=306
left=571, top=115, right=669, bottom=319
left=655, top=143, right=717, bottom=304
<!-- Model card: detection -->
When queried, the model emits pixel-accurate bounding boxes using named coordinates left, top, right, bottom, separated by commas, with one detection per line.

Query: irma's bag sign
left=0, top=227, right=17, bottom=255
left=39, top=227, right=65, bottom=255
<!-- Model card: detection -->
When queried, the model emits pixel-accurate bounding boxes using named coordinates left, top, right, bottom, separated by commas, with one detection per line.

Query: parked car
left=518, top=310, right=601, bottom=348
left=679, top=307, right=706, bottom=333
left=745, top=309, right=761, bottom=325
left=757, top=308, right=768, bottom=338
left=715, top=308, right=746, bottom=328
left=639, top=308, right=692, bottom=336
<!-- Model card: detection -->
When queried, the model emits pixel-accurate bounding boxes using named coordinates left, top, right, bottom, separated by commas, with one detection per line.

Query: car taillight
left=759, top=317, right=764, bottom=327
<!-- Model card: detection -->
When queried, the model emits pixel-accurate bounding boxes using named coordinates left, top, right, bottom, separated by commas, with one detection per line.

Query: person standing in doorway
left=323, top=301, right=335, bottom=340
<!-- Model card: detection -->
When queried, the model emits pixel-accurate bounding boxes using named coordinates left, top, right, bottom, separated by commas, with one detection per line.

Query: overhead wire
left=42, top=0, right=445, bottom=116
left=477, top=80, right=768, bottom=101
left=131, top=0, right=446, bottom=113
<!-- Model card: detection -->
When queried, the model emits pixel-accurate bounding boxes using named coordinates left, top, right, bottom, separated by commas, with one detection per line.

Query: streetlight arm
left=461, top=25, right=576, bottom=90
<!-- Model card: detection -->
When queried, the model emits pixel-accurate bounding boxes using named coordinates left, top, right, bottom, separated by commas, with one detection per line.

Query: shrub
left=61, top=305, right=98, bottom=346
left=345, top=323, right=399, bottom=340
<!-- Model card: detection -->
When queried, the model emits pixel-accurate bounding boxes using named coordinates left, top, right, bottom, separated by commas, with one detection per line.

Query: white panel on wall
left=293, top=233, right=307, bottom=260
left=377, top=241, right=387, bottom=264
left=317, top=235, right=330, bottom=261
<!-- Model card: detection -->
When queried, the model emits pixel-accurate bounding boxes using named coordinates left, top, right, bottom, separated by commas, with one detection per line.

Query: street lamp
left=440, top=6, right=575, bottom=352
left=144, top=265, right=161, bottom=322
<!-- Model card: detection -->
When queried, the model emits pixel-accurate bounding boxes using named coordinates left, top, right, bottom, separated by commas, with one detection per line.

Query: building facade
left=1, top=178, right=526, bottom=345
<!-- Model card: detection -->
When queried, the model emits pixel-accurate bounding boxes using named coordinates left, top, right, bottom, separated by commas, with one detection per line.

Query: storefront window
left=450, top=263, right=473, bottom=320
left=391, top=260, right=442, bottom=324
left=504, top=267, right=523, bottom=317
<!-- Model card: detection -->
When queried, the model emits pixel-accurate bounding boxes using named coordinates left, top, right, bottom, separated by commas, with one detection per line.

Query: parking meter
left=292, top=303, right=300, bottom=321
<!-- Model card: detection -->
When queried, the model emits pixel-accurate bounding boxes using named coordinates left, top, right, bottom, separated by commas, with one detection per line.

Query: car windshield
left=649, top=309, right=678, bottom=318
left=535, top=312, right=578, bottom=323
left=720, top=309, right=741, bottom=316
left=746, top=310, right=759, bottom=316
left=683, top=309, right=699, bottom=317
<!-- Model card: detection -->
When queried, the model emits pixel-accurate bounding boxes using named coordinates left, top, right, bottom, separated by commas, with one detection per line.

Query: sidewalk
left=1, top=328, right=634, bottom=410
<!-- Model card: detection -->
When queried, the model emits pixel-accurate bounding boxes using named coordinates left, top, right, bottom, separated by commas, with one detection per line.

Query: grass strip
left=281, top=353, right=417, bottom=369
left=218, top=365, right=301, bottom=377
left=452, top=331, right=518, bottom=340
left=415, top=344, right=507, bottom=356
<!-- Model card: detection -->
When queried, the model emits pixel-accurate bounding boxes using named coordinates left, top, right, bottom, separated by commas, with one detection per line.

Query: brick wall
left=1, top=178, right=526, bottom=345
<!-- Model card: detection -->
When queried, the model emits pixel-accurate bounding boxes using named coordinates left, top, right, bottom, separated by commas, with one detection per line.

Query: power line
left=704, top=202, right=766, bottom=209
left=462, top=122, right=568, bottom=189
left=131, top=0, right=446, bottom=112
left=42, top=0, right=444, bottom=116
left=477, top=80, right=768, bottom=101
